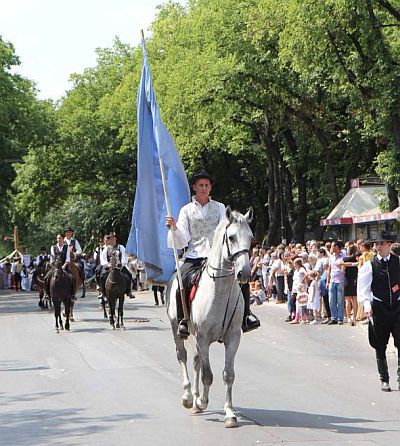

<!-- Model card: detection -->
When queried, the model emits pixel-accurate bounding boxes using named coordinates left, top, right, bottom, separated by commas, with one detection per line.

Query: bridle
left=206, top=224, right=250, bottom=279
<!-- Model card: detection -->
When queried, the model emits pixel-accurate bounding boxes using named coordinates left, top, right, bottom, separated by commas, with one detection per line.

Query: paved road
left=0, top=289, right=399, bottom=446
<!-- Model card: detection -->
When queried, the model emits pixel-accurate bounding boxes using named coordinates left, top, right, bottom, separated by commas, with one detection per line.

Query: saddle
left=188, top=260, right=207, bottom=303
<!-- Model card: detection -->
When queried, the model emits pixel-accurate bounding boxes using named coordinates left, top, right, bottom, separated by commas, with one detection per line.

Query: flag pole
left=158, top=160, right=189, bottom=321
left=140, top=29, right=189, bottom=321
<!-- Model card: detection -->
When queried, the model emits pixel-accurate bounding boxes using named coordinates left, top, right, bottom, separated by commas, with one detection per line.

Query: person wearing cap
left=357, top=230, right=400, bottom=392
left=32, top=247, right=50, bottom=287
left=99, top=232, right=133, bottom=298
left=63, top=227, right=85, bottom=285
left=166, top=170, right=260, bottom=339
left=44, top=234, right=74, bottom=295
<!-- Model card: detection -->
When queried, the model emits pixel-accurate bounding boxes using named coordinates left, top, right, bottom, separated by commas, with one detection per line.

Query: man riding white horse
left=166, top=170, right=260, bottom=339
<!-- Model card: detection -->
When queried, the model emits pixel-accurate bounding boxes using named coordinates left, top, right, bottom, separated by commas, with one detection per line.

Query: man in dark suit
left=357, top=230, right=400, bottom=392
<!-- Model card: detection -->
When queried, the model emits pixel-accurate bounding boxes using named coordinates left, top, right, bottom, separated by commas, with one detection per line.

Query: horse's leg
left=117, top=296, right=125, bottom=329
left=194, top=337, right=213, bottom=412
left=102, top=297, right=108, bottom=319
left=54, top=300, right=60, bottom=333
left=223, top=334, right=241, bottom=428
left=172, top=324, right=192, bottom=409
left=64, top=298, right=71, bottom=331
left=70, top=300, right=75, bottom=322
left=39, top=290, right=43, bottom=308
left=109, top=298, right=115, bottom=329
left=191, top=352, right=202, bottom=414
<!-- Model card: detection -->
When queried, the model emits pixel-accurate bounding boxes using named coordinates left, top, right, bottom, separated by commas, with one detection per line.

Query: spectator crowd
left=249, top=238, right=386, bottom=326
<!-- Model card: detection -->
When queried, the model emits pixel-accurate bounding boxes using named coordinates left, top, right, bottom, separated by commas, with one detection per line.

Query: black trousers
left=176, top=258, right=205, bottom=320
left=369, top=300, right=400, bottom=359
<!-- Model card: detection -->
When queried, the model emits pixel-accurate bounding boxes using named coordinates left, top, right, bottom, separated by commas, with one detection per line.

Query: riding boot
left=241, top=283, right=260, bottom=333
left=377, top=357, right=391, bottom=391
left=176, top=288, right=189, bottom=339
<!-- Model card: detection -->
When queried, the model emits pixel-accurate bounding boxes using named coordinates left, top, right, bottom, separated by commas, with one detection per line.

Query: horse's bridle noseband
left=206, top=225, right=250, bottom=279
left=223, top=227, right=250, bottom=262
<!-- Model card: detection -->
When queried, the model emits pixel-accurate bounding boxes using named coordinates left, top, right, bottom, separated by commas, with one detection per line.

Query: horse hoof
left=224, top=417, right=238, bottom=428
left=55, top=328, right=59, bottom=333
left=195, top=397, right=208, bottom=412
left=116, top=324, right=120, bottom=329
left=122, top=325, right=126, bottom=331
left=190, top=405, right=202, bottom=414
left=182, top=397, right=193, bottom=409
left=70, top=317, right=74, bottom=322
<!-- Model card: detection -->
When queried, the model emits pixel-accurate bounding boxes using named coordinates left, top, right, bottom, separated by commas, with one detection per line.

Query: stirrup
left=242, top=315, right=260, bottom=333
left=177, top=320, right=190, bottom=339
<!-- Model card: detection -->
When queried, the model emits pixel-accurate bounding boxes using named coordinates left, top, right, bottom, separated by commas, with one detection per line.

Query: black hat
left=63, top=227, right=74, bottom=234
left=372, top=230, right=397, bottom=242
left=191, top=170, right=214, bottom=185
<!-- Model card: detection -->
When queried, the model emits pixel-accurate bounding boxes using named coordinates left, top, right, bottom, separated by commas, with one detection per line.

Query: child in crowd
left=297, top=283, right=309, bottom=324
left=250, top=280, right=266, bottom=305
left=307, top=270, right=321, bottom=325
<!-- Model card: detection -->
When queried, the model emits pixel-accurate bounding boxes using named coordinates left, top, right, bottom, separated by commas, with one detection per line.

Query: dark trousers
left=370, top=301, right=400, bottom=358
left=14, top=272, right=22, bottom=290
left=322, top=293, right=331, bottom=319
left=176, top=258, right=205, bottom=321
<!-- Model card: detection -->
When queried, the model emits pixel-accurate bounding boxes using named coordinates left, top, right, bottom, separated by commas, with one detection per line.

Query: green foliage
left=6, top=0, right=400, bottom=250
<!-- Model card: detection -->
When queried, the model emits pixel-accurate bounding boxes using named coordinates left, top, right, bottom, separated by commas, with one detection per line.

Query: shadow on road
left=234, top=407, right=392, bottom=435
left=0, top=391, right=147, bottom=446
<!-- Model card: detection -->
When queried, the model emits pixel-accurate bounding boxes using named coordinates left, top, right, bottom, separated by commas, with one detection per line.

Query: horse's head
left=223, top=206, right=253, bottom=283
left=52, top=257, right=64, bottom=279
left=109, top=248, right=122, bottom=270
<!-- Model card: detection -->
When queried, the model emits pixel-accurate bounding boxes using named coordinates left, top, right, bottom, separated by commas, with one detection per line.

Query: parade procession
left=2, top=1, right=400, bottom=445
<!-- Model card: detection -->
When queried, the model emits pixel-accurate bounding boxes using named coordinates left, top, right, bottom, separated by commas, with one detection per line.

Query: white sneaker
left=310, top=320, right=318, bottom=325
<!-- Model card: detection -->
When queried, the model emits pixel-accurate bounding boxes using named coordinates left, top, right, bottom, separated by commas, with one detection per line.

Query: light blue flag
left=126, top=38, right=190, bottom=284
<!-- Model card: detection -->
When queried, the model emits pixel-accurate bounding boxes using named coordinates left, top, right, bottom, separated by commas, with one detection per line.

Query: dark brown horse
left=104, top=248, right=126, bottom=329
left=49, top=259, right=75, bottom=333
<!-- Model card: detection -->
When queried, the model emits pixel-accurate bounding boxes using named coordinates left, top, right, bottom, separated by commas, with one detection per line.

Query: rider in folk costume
left=166, top=170, right=260, bottom=339
left=63, top=227, right=85, bottom=283
left=94, top=235, right=109, bottom=298
left=99, top=232, right=133, bottom=298
left=357, top=231, right=400, bottom=392
left=32, top=246, right=50, bottom=286
left=44, top=234, right=74, bottom=296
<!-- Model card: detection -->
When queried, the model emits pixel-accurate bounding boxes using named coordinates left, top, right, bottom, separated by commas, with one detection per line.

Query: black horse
left=48, top=259, right=75, bottom=333
left=104, top=248, right=126, bottom=329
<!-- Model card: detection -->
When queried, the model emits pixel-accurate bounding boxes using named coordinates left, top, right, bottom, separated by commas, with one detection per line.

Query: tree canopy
left=3, top=0, right=400, bottom=255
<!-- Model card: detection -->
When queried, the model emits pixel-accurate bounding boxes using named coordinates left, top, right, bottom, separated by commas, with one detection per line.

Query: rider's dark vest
left=107, top=244, right=122, bottom=262
left=53, top=244, right=68, bottom=263
left=371, top=254, right=400, bottom=307
left=65, top=238, right=77, bottom=251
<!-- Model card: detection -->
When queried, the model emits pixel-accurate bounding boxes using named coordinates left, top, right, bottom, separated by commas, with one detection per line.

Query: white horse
left=166, top=206, right=253, bottom=428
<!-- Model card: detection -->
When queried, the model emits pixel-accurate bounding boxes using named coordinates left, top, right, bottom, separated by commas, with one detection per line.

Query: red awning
left=320, top=217, right=353, bottom=226
left=352, top=210, right=400, bottom=224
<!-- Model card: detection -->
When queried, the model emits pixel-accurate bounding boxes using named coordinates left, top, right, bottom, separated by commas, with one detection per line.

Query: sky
left=0, top=0, right=186, bottom=100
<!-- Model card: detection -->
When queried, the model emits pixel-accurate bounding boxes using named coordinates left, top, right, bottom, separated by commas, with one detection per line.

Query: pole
left=158, top=159, right=189, bottom=320
left=13, top=226, right=19, bottom=252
